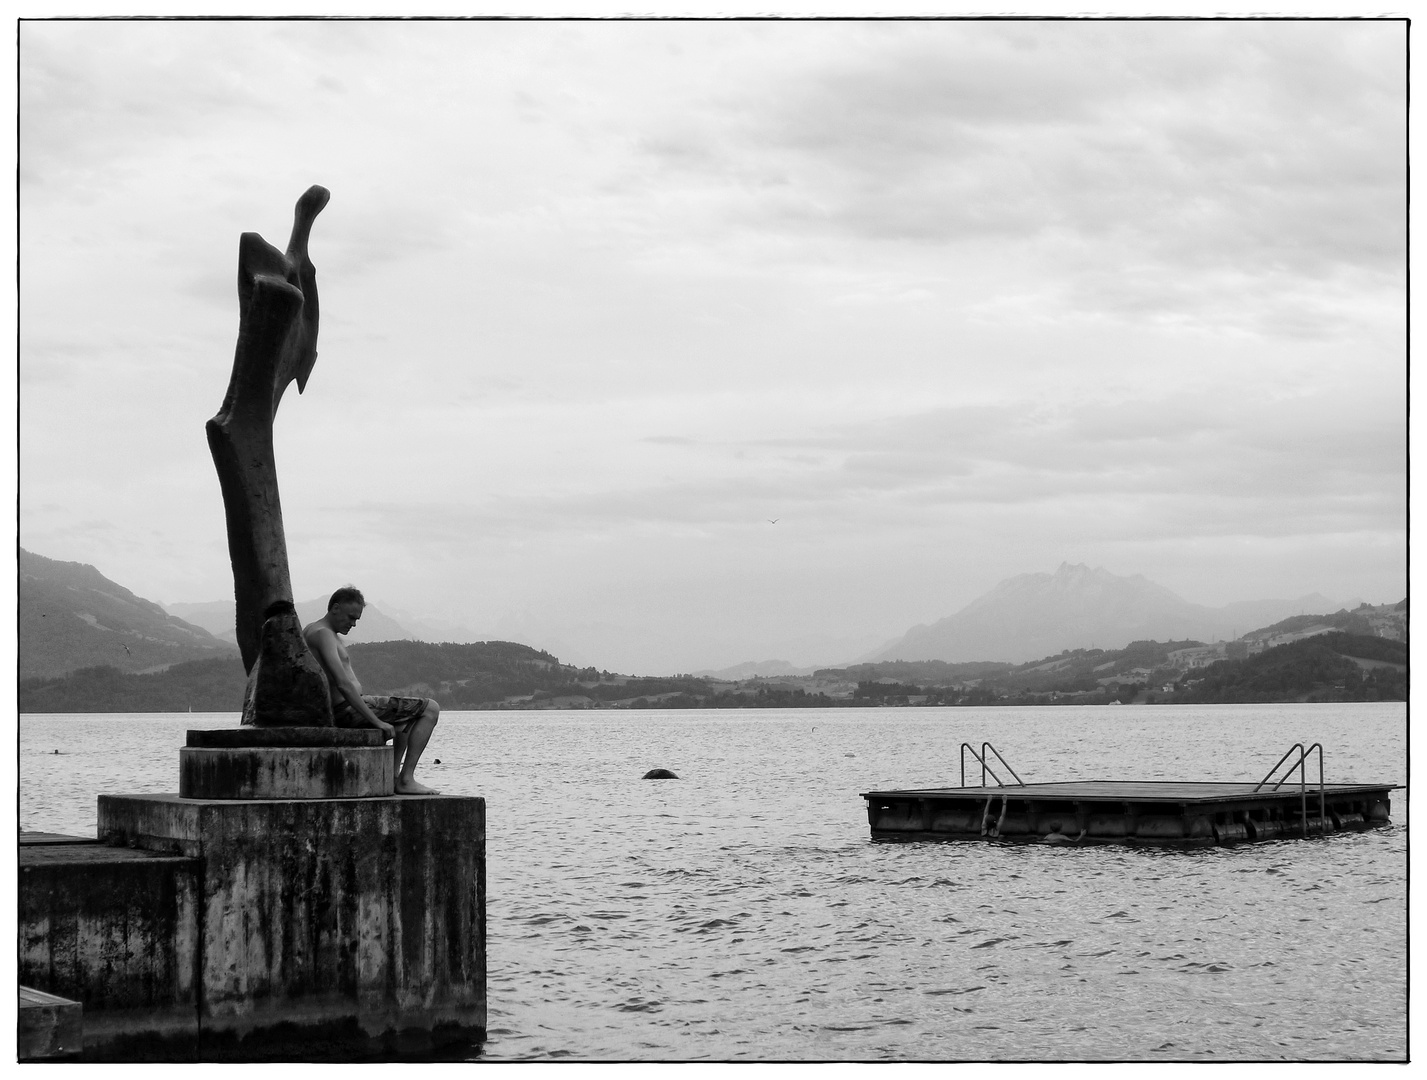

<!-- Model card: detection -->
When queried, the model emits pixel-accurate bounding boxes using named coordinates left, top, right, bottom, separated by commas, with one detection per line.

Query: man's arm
left=305, top=626, right=394, bottom=736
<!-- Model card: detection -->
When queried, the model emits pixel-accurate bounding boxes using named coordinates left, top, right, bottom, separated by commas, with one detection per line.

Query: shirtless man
left=303, top=586, right=441, bottom=795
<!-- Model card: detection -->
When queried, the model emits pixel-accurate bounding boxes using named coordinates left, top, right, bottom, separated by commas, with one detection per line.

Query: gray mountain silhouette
left=873, top=563, right=1338, bottom=664
left=164, top=596, right=413, bottom=645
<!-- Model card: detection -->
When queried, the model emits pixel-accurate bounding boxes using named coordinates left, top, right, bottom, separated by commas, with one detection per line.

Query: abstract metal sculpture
left=207, top=186, right=334, bottom=726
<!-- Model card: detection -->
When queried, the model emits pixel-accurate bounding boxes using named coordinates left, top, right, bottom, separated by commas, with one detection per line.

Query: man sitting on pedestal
left=304, top=586, right=441, bottom=795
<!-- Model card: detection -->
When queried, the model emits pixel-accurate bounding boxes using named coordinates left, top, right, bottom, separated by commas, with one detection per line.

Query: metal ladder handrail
left=960, top=742, right=1025, bottom=788
left=1254, top=742, right=1326, bottom=838
left=1255, top=742, right=1308, bottom=790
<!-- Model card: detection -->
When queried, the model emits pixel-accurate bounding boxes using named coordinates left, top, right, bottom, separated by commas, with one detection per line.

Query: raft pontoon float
left=861, top=742, right=1398, bottom=846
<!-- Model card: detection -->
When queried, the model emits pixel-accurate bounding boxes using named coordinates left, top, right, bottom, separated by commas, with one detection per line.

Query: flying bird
left=768, top=518, right=779, bottom=525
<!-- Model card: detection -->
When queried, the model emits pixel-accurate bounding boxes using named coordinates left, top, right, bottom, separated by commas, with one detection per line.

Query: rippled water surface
left=20, top=703, right=1406, bottom=1061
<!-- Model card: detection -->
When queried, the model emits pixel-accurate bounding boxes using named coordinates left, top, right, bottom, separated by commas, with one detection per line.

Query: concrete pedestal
left=179, top=746, right=394, bottom=799
left=21, top=725, right=484, bottom=1060
left=179, top=726, right=395, bottom=800
left=97, top=792, right=486, bottom=1059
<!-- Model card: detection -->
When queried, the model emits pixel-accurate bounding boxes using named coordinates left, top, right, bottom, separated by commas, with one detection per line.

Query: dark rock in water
left=643, top=768, right=679, bottom=780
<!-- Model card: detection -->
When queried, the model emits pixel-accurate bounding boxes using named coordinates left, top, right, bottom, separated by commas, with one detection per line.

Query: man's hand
left=373, top=718, right=395, bottom=737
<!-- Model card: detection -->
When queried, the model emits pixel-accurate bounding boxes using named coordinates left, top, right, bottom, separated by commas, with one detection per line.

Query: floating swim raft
left=862, top=741, right=1398, bottom=846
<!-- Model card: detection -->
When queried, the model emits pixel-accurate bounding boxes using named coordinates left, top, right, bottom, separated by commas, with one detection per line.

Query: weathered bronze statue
left=207, top=186, right=334, bottom=726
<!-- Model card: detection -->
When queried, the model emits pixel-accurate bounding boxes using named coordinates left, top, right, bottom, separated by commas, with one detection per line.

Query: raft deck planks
left=861, top=780, right=1397, bottom=845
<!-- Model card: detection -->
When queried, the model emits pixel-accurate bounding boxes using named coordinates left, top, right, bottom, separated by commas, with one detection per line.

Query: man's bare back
left=304, top=587, right=442, bottom=795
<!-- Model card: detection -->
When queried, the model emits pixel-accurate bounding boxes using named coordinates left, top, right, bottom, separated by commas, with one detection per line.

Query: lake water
left=20, top=702, right=1407, bottom=1062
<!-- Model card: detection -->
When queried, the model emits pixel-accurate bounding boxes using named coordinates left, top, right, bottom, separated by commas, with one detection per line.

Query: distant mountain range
left=22, top=625, right=1406, bottom=714
left=870, top=563, right=1350, bottom=664
left=20, top=548, right=1397, bottom=684
left=19, top=549, right=238, bottom=679
left=164, top=597, right=414, bottom=646
left=18, top=547, right=1406, bottom=712
left=693, top=659, right=820, bottom=680
left=20, top=548, right=425, bottom=680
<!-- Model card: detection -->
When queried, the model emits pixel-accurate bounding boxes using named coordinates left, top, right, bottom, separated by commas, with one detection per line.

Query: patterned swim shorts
left=333, top=694, right=430, bottom=732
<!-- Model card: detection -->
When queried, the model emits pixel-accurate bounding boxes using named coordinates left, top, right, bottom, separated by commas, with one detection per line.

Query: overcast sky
left=19, top=18, right=1406, bottom=673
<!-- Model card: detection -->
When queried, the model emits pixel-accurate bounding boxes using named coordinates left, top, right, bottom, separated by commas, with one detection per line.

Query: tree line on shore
left=17, top=631, right=1405, bottom=713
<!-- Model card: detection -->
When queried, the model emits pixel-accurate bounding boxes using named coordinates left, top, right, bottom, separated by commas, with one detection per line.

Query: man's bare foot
left=395, top=778, right=440, bottom=795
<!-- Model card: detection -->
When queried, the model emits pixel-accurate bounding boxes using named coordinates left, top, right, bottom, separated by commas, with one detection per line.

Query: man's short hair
left=328, top=586, right=365, bottom=611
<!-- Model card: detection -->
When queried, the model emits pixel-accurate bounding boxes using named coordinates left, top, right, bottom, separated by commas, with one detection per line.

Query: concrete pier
left=18, top=834, right=199, bottom=1057
left=98, top=792, right=485, bottom=1057
left=19, top=728, right=486, bottom=1060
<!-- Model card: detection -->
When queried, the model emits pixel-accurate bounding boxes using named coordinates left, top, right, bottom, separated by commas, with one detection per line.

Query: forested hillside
left=20, top=548, right=237, bottom=678
left=17, top=630, right=1406, bottom=712
left=344, top=640, right=594, bottom=706
left=1173, top=633, right=1406, bottom=704
left=19, top=657, right=249, bottom=713
left=17, top=641, right=586, bottom=713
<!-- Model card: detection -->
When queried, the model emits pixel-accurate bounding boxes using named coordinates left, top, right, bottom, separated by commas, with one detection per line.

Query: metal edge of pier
left=861, top=741, right=1400, bottom=847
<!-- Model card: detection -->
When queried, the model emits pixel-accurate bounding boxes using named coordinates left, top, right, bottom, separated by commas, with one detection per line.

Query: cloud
left=643, top=435, right=696, bottom=446
left=18, top=20, right=1406, bottom=669
left=288, top=377, right=1401, bottom=564
left=620, top=22, right=1403, bottom=339
left=22, top=23, right=285, bottom=192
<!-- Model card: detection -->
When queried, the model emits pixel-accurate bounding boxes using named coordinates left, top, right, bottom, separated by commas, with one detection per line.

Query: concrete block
left=179, top=745, right=394, bottom=799
left=19, top=986, right=83, bottom=1060
left=98, top=793, right=485, bottom=1057
left=18, top=841, right=201, bottom=1057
